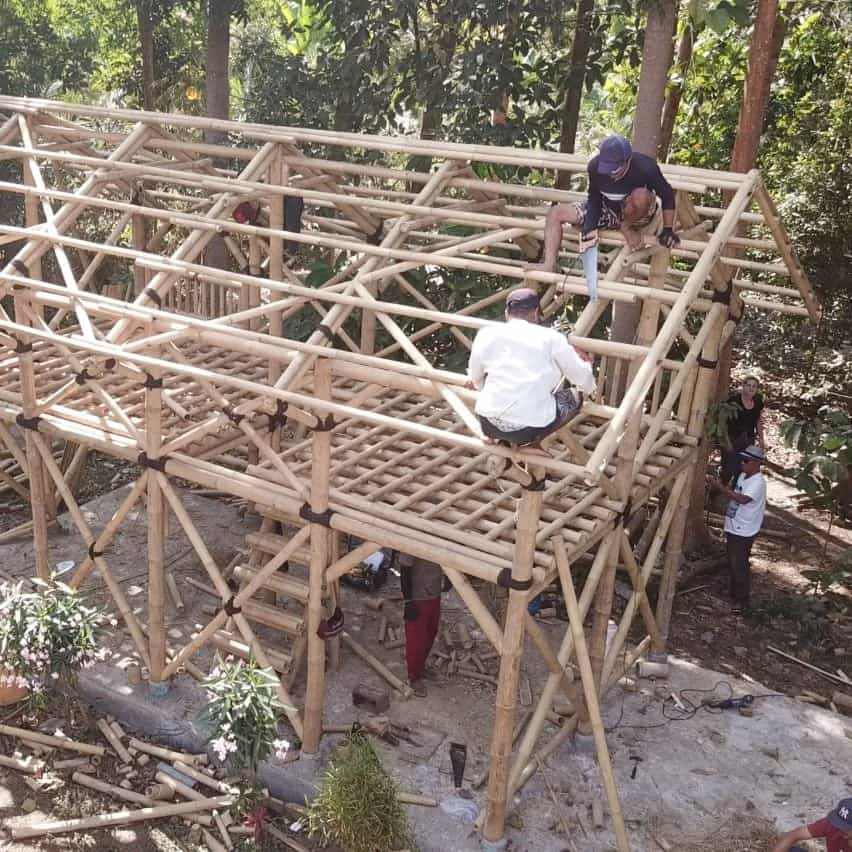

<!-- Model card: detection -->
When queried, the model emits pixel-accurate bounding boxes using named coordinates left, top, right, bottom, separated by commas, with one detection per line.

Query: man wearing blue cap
left=535, top=134, right=679, bottom=272
left=715, top=444, right=767, bottom=612
left=770, top=796, right=852, bottom=851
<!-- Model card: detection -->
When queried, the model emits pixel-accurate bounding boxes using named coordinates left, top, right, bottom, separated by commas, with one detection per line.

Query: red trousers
left=404, top=596, right=441, bottom=682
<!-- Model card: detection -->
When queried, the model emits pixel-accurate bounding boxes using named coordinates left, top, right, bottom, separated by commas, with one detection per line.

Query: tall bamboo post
left=132, top=186, right=149, bottom=297
left=482, top=466, right=544, bottom=844
left=302, top=357, right=332, bottom=753
left=655, top=259, right=736, bottom=651
left=12, top=292, right=49, bottom=581
left=267, top=147, right=285, bottom=381
left=144, top=362, right=167, bottom=685
left=21, top=122, right=43, bottom=285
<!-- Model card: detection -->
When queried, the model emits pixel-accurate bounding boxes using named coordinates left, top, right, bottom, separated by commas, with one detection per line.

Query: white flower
left=211, top=735, right=238, bottom=763
left=273, top=738, right=291, bottom=760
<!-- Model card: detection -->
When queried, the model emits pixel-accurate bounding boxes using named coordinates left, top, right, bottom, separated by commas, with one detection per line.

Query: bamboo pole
left=145, top=362, right=166, bottom=683
left=303, top=358, right=332, bottom=753
left=482, top=466, right=544, bottom=844
left=72, top=771, right=154, bottom=806
left=554, top=538, right=629, bottom=852
left=0, top=723, right=105, bottom=756
left=9, top=794, right=233, bottom=840
left=12, top=294, right=49, bottom=581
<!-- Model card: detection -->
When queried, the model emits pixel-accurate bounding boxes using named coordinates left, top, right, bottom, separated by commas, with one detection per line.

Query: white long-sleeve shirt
left=468, top=319, right=595, bottom=428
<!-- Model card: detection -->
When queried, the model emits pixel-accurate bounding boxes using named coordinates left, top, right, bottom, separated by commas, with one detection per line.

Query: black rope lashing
left=222, top=597, right=242, bottom=617
left=137, top=452, right=169, bottom=473
left=618, top=499, right=634, bottom=529
left=142, top=287, right=162, bottom=307
left=88, top=542, right=104, bottom=560
left=317, top=606, right=344, bottom=639
left=15, top=413, right=41, bottom=432
left=105, top=358, right=117, bottom=370
left=496, top=567, right=534, bottom=593
left=523, top=473, right=547, bottom=492
left=366, top=222, right=384, bottom=245
left=11, top=260, right=28, bottom=277
left=711, top=279, right=734, bottom=304
left=313, top=413, right=336, bottom=432
left=14, top=338, right=33, bottom=354
left=143, top=373, right=163, bottom=390
left=316, top=323, right=335, bottom=342
left=299, top=503, right=334, bottom=527
left=697, top=356, right=718, bottom=370
left=267, top=400, right=288, bottom=431
left=75, top=369, right=92, bottom=386
left=223, top=406, right=244, bottom=426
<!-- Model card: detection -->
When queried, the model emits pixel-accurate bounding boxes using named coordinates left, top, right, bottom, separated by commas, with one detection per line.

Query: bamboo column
left=482, top=467, right=544, bottom=844
left=302, top=357, right=332, bottom=753
left=145, top=363, right=167, bottom=685
left=267, top=147, right=285, bottom=382
left=12, top=292, right=49, bottom=581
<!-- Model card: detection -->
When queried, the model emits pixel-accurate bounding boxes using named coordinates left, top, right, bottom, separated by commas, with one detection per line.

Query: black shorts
left=479, top=389, right=582, bottom=446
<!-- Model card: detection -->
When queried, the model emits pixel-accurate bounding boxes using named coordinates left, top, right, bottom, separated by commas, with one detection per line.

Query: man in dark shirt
left=399, top=553, right=443, bottom=697
left=720, top=375, right=766, bottom=484
left=770, top=796, right=852, bottom=851
left=534, top=134, right=679, bottom=273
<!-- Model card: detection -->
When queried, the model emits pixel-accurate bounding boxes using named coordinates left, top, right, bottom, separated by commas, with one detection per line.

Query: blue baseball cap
left=828, top=798, right=852, bottom=832
left=598, top=135, right=632, bottom=174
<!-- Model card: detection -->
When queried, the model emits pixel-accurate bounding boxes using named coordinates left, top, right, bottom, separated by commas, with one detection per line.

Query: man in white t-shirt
left=467, top=288, right=596, bottom=453
left=716, top=445, right=767, bottom=612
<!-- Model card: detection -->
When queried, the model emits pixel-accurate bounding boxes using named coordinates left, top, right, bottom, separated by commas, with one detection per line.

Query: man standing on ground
left=399, top=552, right=443, bottom=697
left=770, top=797, right=852, bottom=851
left=468, top=288, right=595, bottom=454
left=716, top=445, right=767, bottom=613
left=534, top=134, right=679, bottom=272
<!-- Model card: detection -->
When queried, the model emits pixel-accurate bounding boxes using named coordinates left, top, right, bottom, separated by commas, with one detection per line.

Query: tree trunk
left=607, top=0, right=678, bottom=399
left=205, top=0, right=231, bottom=144
left=684, top=0, right=786, bottom=548
left=632, top=0, right=678, bottom=156
left=556, top=0, right=596, bottom=189
left=657, top=21, right=694, bottom=161
left=135, top=0, right=156, bottom=110
left=205, top=0, right=231, bottom=270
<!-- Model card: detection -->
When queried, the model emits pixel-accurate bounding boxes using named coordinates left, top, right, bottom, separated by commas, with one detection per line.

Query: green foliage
left=306, top=731, right=413, bottom=852
left=704, top=398, right=740, bottom=449
left=0, top=578, right=105, bottom=708
left=780, top=406, right=851, bottom=519
left=203, top=655, right=288, bottom=772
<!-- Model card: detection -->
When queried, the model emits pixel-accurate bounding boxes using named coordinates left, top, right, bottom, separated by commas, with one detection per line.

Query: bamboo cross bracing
left=0, top=96, right=818, bottom=850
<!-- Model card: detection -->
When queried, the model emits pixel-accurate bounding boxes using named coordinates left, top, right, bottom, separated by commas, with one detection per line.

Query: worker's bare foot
left=486, top=455, right=509, bottom=477
left=409, top=680, right=427, bottom=698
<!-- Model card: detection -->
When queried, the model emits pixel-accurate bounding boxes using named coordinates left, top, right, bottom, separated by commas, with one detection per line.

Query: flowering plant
left=202, top=654, right=289, bottom=772
left=0, top=578, right=105, bottom=706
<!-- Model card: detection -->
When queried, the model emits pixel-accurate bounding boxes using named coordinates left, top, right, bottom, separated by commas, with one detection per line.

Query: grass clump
left=306, top=731, right=414, bottom=852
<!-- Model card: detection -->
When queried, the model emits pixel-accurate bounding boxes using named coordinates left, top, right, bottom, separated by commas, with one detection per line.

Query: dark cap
left=598, top=134, right=632, bottom=174
left=828, top=798, right=852, bottom=832
left=506, top=288, right=540, bottom=310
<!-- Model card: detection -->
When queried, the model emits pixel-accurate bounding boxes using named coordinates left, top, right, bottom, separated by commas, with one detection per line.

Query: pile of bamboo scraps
left=0, top=718, right=307, bottom=851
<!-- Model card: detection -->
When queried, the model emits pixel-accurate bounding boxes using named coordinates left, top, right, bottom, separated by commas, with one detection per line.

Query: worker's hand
left=464, top=377, right=476, bottom=390
left=575, top=348, right=594, bottom=364
left=579, top=229, right=598, bottom=252
left=658, top=227, right=680, bottom=248
left=623, top=229, right=644, bottom=252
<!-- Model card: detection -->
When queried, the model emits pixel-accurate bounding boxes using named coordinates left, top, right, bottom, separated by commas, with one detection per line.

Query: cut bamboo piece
left=96, top=718, right=133, bottom=764
left=0, top=724, right=105, bottom=756
left=72, top=771, right=154, bottom=806
left=341, top=632, right=413, bottom=698
left=127, top=738, right=206, bottom=766
left=9, top=794, right=233, bottom=840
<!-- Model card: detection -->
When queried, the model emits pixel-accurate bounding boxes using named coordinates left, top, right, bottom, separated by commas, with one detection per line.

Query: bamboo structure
left=0, top=96, right=817, bottom=849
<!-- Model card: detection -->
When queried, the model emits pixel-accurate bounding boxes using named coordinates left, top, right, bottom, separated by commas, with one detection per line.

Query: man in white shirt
left=717, top=445, right=767, bottom=612
left=468, top=288, right=596, bottom=453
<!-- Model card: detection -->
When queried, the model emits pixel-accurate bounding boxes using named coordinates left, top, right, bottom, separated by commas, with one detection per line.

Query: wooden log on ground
left=0, top=724, right=105, bottom=756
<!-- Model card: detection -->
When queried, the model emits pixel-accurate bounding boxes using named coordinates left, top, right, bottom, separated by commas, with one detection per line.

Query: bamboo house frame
left=0, top=96, right=818, bottom=850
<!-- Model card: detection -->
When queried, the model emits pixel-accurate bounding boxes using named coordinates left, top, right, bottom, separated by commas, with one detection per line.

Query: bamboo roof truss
left=0, top=97, right=818, bottom=851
